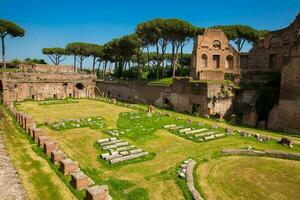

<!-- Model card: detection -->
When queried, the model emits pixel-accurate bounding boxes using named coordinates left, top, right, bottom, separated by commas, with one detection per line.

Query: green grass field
left=198, top=156, right=300, bottom=200
left=8, top=99, right=300, bottom=200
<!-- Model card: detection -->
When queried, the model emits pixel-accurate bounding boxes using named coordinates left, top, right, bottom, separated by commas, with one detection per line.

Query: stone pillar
left=71, top=171, right=90, bottom=191
left=38, top=135, right=49, bottom=147
left=33, top=128, right=43, bottom=142
left=60, top=159, right=78, bottom=175
left=25, top=115, right=34, bottom=133
left=21, top=114, right=27, bottom=129
left=44, top=141, right=58, bottom=156
left=86, top=185, right=109, bottom=200
left=51, top=149, right=66, bottom=164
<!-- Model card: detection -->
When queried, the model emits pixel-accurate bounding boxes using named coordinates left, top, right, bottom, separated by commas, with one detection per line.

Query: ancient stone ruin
left=97, top=137, right=149, bottom=164
left=0, top=63, right=96, bottom=101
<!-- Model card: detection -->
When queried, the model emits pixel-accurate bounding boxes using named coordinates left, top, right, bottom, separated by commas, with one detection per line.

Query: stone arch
left=225, top=55, right=234, bottom=69
left=212, top=40, right=221, bottom=49
left=201, top=54, right=208, bottom=68
left=269, top=36, right=280, bottom=48
left=282, top=33, right=290, bottom=45
left=75, top=83, right=84, bottom=90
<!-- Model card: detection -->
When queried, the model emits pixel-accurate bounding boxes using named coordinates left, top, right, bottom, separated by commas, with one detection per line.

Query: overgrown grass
left=148, top=78, right=173, bottom=86
left=39, top=99, right=79, bottom=105
left=32, top=145, right=86, bottom=200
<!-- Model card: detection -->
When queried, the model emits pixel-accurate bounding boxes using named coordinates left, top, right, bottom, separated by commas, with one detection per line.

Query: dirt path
left=0, top=130, right=26, bottom=200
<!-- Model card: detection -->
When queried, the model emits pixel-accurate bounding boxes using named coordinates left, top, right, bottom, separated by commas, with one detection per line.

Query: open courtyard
left=0, top=98, right=299, bottom=199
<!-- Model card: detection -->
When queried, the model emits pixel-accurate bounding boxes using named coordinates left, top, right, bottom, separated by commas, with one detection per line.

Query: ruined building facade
left=0, top=64, right=96, bottom=102
left=190, top=29, right=240, bottom=81
left=237, top=13, right=300, bottom=133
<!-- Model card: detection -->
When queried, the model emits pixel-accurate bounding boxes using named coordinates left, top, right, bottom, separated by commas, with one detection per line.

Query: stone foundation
left=86, top=185, right=109, bottom=200
left=71, top=171, right=90, bottom=191
left=51, top=149, right=66, bottom=164
left=43, top=141, right=58, bottom=156
left=60, top=158, right=78, bottom=175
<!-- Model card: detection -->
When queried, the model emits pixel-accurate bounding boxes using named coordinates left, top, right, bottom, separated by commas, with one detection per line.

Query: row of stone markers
left=97, top=137, right=149, bottom=164
left=163, top=124, right=231, bottom=142
left=4, top=101, right=112, bottom=200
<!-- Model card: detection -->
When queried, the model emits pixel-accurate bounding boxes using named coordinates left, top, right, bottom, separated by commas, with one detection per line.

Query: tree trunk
left=1, top=35, right=6, bottom=69
left=80, top=57, right=83, bottom=71
left=172, top=44, right=180, bottom=78
left=103, top=61, right=108, bottom=79
left=92, top=56, right=96, bottom=72
left=180, top=44, right=183, bottom=66
left=156, top=43, right=160, bottom=79
left=73, top=55, right=77, bottom=72
left=147, top=46, right=150, bottom=67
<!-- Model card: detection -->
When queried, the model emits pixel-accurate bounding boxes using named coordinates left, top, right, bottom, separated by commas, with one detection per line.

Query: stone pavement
left=0, top=131, right=26, bottom=200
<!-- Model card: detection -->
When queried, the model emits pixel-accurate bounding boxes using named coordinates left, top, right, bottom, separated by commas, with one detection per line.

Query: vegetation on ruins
left=42, top=47, right=68, bottom=65
left=0, top=19, right=25, bottom=68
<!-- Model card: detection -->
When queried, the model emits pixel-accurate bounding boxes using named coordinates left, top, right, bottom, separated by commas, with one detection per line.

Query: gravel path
left=0, top=131, right=26, bottom=200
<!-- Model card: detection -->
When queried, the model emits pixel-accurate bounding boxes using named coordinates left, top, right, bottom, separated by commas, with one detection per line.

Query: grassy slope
left=16, top=99, right=300, bottom=200
left=0, top=106, right=76, bottom=200
left=198, top=156, right=300, bottom=200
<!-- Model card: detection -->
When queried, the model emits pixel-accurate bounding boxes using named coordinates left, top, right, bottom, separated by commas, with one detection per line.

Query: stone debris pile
left=106, top=129, right=125, bottom=136
left=177, top=159, right=192, bottom=179
left=49, top=116, right=105, bottom=131
left=164, top=123, right=231, bottom=142
left=97, top=137, right=149, bottom=164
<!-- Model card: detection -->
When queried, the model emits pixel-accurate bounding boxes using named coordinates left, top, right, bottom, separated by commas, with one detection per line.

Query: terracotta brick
left=86, top=185, right=109, bottom=200
left=60, top=159, right=78, bottom=175
left=33, top=128, right=43, bottom=142
left=44, top=141, right=58, bottom=156
left=51, top=149, right=66, bottom=164
left=71, top=171, right=90, bottom=191
left=38, top=136, right=49, bottom=147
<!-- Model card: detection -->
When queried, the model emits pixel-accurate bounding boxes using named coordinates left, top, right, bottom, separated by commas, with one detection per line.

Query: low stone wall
left=3, top=102, right=111, bottom=199
left=221, top=149, right=300, bottom=160
left=186, top=160, right=204, bottom=200
left=96, top=78, right=235, bottom=117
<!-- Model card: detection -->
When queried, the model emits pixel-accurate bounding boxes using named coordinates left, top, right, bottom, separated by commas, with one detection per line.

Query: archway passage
left=75, top=83, right=84, bottom=90
left=226, top=55, right=234, bottom=69
left=201, top=54, right=208, bottom=68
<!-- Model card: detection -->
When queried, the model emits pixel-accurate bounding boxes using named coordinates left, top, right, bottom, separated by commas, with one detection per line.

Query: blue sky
left=1, top=0, right=300, bottom=68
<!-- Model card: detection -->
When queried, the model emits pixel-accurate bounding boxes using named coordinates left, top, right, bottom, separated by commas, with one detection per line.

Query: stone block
left=25, top=115, right=34, bottom=132
left=71, top=171, right=90, bottom=191
left=86, top=185, right=109, bottom=200
left=44, top=141, right=58, bottom=156
left=33, top=128, right=43, bottom=142
left=60, top=158, right=78, bottom=175
left=38, top=135, right=49, bottom=147
left=51, top=149, right=66, bottom=164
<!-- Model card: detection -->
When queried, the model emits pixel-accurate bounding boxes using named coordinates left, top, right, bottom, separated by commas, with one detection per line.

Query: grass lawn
left=198, top=156, right=300, bottom=200
left=14, top=99, right=300, bottom=200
